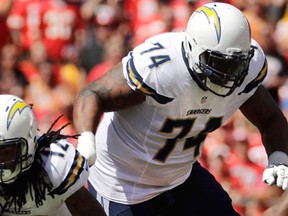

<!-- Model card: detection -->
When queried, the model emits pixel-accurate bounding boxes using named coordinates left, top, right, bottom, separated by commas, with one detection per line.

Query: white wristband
left=268, top=151, right=288, bottom=166
left=77, top=131, right=97, bottom=166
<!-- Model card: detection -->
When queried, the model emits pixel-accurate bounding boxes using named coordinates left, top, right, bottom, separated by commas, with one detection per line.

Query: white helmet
left=184, top=2, right=254, bottom=97
left=0, top=95, right=38, bottom=183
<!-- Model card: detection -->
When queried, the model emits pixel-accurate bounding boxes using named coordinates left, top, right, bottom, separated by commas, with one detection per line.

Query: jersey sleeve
left=42, top=139, right=89, bottom=201
left=122, top=33, right=187, bottom=104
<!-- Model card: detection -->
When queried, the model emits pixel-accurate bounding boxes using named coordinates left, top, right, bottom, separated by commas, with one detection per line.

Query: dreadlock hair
left=0, top=115, right=78, bottom=214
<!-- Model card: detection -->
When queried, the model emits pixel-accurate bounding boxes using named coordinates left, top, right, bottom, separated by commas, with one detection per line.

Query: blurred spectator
left=0, top=0, right=14, bottom=51
left=190, top=0, right=222, bottom=10
left=79, top=0, right=122, bottom=72
left=265, top=0, right=287, bottom=25
left=0, top=43, right=28, bottom=98
left=226, top=138, right=265, bottom=207
left=7, top=0, right=86, bottom=62
left=7, top=0, right=42, bottom=55
left=262, top=24, right=288, bottom=104
left=274, top=1, right=288, bottom=62
left=79, top=0, right=102, bottom=21
left=168, top=0, right=191, bottom=31
left=279, top=80, right=288, bottom=118
left=243, top=0, right=288, bottom=105
left=39, top=0, right=86, bottom=62
left=122, top=0, right=190, bottom=47
left=21, top=40, right=84, bottom=136
left=54, top=43, right=87, bottom=121
left=87, top=34, right=125, bottom=83
left=228, top=0, right=247, bottom=10
left=18, top=40, right=47, bottom=82
left=243, top=0, right=269, bottom=46
left=23, top=41, right=59, bottom=131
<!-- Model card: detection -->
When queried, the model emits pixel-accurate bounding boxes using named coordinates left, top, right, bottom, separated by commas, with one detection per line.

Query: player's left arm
left=47, top=140, right=90, bottom=196
left=240, top=84, right=288, bottom=189
left=65, top=186, right=106, bottom=216
left=262, top=191, right=288, bottom=216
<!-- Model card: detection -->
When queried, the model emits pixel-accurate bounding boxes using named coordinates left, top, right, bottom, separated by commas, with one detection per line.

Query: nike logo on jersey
left=186, top=109, right=212, bottom=116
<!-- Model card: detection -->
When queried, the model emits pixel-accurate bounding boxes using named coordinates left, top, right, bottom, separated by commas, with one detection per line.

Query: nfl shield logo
left=201, top=96, right=207, bottom=104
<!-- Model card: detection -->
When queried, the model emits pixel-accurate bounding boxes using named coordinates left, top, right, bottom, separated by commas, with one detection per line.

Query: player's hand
left=77, top=131, right=97, bottom=166
left=263, top=151, right=288, bottom=190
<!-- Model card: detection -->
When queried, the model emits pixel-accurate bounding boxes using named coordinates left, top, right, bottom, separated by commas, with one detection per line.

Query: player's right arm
left=73, top=61, right=145, bottom=133
left=73, top=62, right=146, bottom=165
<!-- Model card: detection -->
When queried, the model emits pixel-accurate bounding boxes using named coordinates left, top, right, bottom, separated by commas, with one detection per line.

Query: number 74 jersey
left=90, top=32, right=267, bottom=205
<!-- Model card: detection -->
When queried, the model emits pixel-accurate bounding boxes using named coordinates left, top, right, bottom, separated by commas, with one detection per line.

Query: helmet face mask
left=0, top=138, right=30, bottom=183
left=196, top=48, right=254, bottom=96
left=0, top=95, right=37, bottom=184
left=184, top=2, right=253, bottom=97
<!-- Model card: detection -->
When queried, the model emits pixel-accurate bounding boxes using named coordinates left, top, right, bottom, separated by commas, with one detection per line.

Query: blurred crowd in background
left=0, top=0, right=288, bottom=215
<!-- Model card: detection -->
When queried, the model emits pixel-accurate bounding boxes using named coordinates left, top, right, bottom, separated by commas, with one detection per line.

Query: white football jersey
left=89, top=32, right=267, bottom=204
left=0, top=139, right=89, bottom=215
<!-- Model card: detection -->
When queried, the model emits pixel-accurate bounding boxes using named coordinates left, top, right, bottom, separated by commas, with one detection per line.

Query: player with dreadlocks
left=0, top=94, right=106, bottom=216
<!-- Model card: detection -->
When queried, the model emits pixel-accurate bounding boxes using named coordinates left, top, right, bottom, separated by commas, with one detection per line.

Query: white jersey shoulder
left=123, top=32, right=190, bottom=104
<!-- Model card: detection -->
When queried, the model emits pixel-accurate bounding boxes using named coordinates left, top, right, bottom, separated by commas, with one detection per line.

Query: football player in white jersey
left=73, top=2, right=288, bottom=216
left=0, top=94, right=106, bottom=216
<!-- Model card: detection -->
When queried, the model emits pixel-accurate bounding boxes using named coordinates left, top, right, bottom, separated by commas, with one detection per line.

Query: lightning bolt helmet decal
left=7, top=100, right=30, bottom=130
left=197, top=6, right=221, bottom=43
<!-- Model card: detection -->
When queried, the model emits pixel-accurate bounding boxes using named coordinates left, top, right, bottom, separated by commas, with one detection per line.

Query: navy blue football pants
left=88, top=161, right=240, bottom=216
